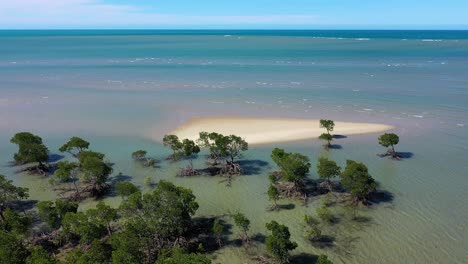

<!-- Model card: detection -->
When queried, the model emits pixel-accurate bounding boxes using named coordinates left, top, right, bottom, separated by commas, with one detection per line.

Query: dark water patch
left=397, top=151, right=414, bottom=159
left=48, top=154, right=64, bottom=163
left=311, top=235, right=336, bottom=249
left=369, top=190, right=394, bottom=205
left=333, top=135, right=348, bottom=139
left=352, top=215, right=372, bottom=223
left=278, top=203, right=296, bottom=210
left=328, top=144, right=343, bottom=150
left=251, top=233, right=266, bottom=243
left=237, top=159, right=269, bottom=175
left=10, top=199, right=38, bottom=212
left=289, top=253, right=318, bottom=264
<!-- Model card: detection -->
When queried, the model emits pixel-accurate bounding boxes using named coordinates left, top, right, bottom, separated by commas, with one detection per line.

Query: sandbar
left=170, top=117, right=393, bottom=145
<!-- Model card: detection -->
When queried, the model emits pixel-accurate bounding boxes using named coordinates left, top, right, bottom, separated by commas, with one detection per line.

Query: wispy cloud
left=0, top=0, right=318, bottom=28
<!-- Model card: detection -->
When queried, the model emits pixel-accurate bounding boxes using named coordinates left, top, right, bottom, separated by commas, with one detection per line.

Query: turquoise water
left=0, top=30, right=467, bottom=263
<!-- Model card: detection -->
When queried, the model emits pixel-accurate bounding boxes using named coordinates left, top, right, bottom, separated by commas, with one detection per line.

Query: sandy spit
left=169, top=117, right=393, bottom=145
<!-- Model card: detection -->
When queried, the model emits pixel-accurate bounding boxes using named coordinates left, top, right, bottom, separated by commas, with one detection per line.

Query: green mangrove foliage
left=317, top=157, right=341, bottom=190
left=265, top=221, right=297, bottom=264
left=232, top=212, right=250, bottom=243
left=341, top=160, right=377, bottom=203
left=59, top=137, right=90, bottom=157
left=378, top=133, right=400, bottom=158
left=53, top=147, right=113, bottom=200
left=10, top=132, right=49, bottom=174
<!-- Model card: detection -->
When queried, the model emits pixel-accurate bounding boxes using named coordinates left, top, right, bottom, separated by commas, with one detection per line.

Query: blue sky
left=0, top=0, right=467, bottom=29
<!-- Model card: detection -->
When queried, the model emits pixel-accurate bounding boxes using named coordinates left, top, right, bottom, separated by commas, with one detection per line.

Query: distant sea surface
left=0, top=30, right=467, bottom=264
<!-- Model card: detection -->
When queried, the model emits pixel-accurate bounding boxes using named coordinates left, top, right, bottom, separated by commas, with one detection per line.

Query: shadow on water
left=251, top=233, right=266, bottom=243
left=353, top=215, right=372, bottom=223
left=237, top=159, right=269, bottom=175
left=278, top=203, right=296, bottom=210
left=328, top=144, right=342, bottom=150
left=289, top=253, right=318, bottom=264
left=48, top=154, right=64, bottom=163
left=332, top=134, right=347, bottom=139
left=312, top=235, right=336, bottom=249
left=397, top=151, right=414, bottom=159
left=369, top=190, right=394, bottom=205
left=11, top=199, right=38, bottom=212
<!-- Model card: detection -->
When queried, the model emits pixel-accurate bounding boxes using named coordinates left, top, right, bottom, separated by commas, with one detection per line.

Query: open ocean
left=0, top=30, right=467, bottom=263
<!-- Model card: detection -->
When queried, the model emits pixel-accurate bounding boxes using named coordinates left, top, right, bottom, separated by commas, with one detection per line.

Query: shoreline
left=170, top=117, right=394, bottom=145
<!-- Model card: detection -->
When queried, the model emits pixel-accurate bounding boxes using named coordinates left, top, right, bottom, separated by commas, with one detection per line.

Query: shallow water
left=0, top=30, right=467, bottom=263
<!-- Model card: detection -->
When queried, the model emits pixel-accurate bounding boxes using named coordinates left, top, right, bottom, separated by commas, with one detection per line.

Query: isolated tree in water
left=59, top=137, right=90, bottom=157
left=378, top=133, right=400, bottom=158
left=319, top=119, right=335, bottom=149
left=265, top=221, right=297, bottom=264
left=340, top=160, right=377, bottom=203
left=319, top=119, right=335, bottom=134
left=10, top=132, right=49, bottom=173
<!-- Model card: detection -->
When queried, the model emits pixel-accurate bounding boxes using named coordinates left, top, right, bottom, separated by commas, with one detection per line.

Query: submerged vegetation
left=0, top=126, right=400, bottom=263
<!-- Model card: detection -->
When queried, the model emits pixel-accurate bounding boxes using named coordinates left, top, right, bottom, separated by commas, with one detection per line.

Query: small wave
left=456, top=123, right=464, bottom=127
left=355, top=38, right=370, bottom=41
left=422, top=39, right=442, bottom=42
left=413, top=115, right=424, bottom=118
left=363, top=108, right=373, bottom=111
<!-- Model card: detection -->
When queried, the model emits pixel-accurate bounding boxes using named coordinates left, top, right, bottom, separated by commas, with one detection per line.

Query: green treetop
left=10, top=132, right=49, bottom=168
left=317, top=157, right=341, bottom=183
left=232, top=212, right=250, bottom=242
left=0, top=175, right=29, bottom=222
left=163, top=135, right=184, bottom=159
left=378, top=133, right=400, bottom=157
left=271, top=148, right=310, bottom=185
left=212, top=219, right=224, bottom=247
left=59, top=137, right=90, bottom=157
left=115, top=181, right=139, bottom=200
left=341, top=160, right=377, bottom=202
left=267, top=184, right=280, bottom=209
left=113, top=180, right=198, bottom=263
left=319, top=119, right=335, bottom=134
left=37, top=199, right=78, bottom=229
left=317, top=254, right=334, bottom=264
left=265, top=221, right=297, bottom=264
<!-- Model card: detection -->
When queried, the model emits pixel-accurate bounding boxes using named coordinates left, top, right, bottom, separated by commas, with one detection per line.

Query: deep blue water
left=1, top=29, right=468, bottom=39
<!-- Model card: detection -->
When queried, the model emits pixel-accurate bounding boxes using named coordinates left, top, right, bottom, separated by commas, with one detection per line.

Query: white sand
left=170, top=117, right=393, bottom=145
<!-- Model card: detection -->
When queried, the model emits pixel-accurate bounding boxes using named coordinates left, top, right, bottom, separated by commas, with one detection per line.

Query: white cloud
left=0, top=0, right=318, bottom=28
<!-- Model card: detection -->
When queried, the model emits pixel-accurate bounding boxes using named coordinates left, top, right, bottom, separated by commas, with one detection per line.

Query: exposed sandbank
left=170, top=117, right=393, bottom=145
